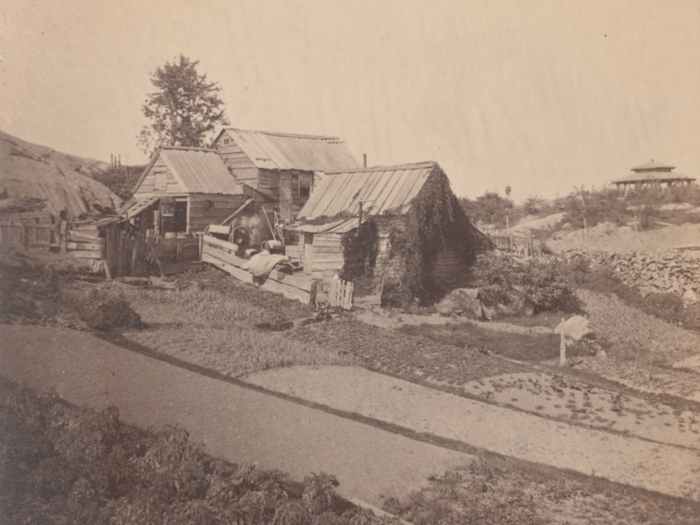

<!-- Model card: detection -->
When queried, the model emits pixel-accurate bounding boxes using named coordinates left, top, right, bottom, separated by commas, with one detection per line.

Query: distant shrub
left=562, top=187, right=628, bottom=229
left=93, top=165, right=145, bottom=201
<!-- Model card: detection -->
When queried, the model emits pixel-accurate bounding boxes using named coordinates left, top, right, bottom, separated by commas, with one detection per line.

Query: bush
left=71, top=289, right=145, bottom=331
left=562, top=188, right=628, bottom=229
left=470, top=252, right=580, bottom=314
left=0, top=378, right=394, bottom=525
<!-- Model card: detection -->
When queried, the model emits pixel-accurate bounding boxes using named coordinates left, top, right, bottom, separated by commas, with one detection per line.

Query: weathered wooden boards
left=201, top=234, right=318, bottom=306
left=328, top=278, right=353, bottom=310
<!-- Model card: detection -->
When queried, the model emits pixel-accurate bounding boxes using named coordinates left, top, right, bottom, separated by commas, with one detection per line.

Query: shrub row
left=0, top=378, right=398, bottom=525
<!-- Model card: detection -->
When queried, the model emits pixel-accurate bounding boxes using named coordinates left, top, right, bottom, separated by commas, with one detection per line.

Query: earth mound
left=0, top=129, right=120, bottom=217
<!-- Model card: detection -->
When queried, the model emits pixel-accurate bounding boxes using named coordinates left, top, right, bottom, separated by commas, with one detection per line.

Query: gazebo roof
left=631, top=160, right=675, bottom=172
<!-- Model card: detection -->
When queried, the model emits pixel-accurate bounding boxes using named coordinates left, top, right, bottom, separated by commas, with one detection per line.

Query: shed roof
left=214, top=128, right=359, bottom=171
left=135, top=147, right=242, bottom=195
left=297, top=161, right=437, bottom=220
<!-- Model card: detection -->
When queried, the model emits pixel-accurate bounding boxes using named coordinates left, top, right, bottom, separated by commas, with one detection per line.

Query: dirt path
left=0, top=324, right=472, bottom=505
left=244, top=365, right=700, bottom=501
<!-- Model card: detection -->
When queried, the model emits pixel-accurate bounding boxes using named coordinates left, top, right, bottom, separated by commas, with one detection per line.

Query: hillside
left=547, top=221, right=700, bottom=255
left=0, top=130, right=120, bottom=217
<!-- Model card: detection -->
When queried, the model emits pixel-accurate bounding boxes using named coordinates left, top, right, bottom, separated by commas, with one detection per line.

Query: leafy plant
left=470, top=252, right=580, bottom=314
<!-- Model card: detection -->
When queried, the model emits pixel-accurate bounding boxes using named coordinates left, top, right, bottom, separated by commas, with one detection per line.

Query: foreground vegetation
left=0, top=377, right=398, bottom=525
left=3, top=251, right=700, bottom=524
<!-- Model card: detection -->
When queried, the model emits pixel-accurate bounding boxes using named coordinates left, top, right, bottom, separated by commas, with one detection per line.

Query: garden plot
left=464, top=371, right=700, bottom=449
left=568, top=355, right=700, bottom=402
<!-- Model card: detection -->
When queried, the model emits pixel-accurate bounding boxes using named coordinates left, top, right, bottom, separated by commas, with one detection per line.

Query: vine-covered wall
left=334, top=166, right=488, bottom=304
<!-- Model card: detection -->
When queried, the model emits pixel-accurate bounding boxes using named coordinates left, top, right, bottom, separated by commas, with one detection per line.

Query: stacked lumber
left=200, top=234, right=318, bottom=306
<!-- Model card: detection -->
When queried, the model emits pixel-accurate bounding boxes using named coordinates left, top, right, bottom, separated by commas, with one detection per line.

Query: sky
left=2, top=0, right=699, bottom=202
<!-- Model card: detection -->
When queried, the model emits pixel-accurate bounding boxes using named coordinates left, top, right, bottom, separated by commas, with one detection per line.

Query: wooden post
left=559, top=333, right=567, bottom=366
left=59, top=220, right=68, bottom=254
left=22, top=220, right=28, bottom=248
left=131, top=235, right=139, bottom=277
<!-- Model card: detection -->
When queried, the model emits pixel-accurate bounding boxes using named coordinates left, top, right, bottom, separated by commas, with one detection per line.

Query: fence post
left=60, top=220, right=68, bottom=254
left=22, top=220, right=28, bottom=248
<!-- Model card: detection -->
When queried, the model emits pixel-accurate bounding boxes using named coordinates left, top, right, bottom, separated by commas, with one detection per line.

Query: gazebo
left=612, top=160, right=696, bottom=193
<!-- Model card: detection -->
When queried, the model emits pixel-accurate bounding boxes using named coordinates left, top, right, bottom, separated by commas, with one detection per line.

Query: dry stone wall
left=562, top=249, right=700, bottom=302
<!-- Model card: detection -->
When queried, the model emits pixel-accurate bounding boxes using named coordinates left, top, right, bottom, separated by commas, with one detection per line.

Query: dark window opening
left=299, top=174, right=311, bottom=198
left=291, top=173, right=300, bottom=198
left=174, top=201, right=188, bottom=232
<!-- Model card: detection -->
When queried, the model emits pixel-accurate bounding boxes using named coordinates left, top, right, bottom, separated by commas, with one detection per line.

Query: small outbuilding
left=612, top=160, right=696, bottom=193
left=213, top=128, right=360, bottom=220
left=287, top=161, right=488, bottom=304
left=120, top=146, right=274, bottom=272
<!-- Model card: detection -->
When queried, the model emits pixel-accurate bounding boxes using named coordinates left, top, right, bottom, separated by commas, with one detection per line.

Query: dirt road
left=0, top=324, right=471, bottom=505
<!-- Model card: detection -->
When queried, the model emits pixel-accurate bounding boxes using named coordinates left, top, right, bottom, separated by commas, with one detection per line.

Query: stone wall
left=562, top=249, right=700, bottom=302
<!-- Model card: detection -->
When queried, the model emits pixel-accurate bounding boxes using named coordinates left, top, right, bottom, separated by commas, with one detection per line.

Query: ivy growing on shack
left=389, top=166, right=489, bottom=303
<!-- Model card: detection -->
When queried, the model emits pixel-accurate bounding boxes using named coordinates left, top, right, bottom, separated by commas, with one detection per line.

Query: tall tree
left=137, top=55, right=229, bottom=156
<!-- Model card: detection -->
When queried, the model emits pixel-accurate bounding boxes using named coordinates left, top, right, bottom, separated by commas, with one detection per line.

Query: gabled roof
left=297, top=161, right=438, bottom=220
left=134, top=146, right=242, bottom=195
left=631, top=160, right=675, bottom=172
left=214, top=128, right=359, bottom=171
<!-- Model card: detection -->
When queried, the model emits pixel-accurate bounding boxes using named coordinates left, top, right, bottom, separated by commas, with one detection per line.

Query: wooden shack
left=121, top=146, right=273, bottom=272
left=213, top=128, right=360, bottom=220
left=288, top=161, right=487, bottom=304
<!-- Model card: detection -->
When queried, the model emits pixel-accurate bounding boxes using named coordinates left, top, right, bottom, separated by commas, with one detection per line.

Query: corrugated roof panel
left=370, top=169, right=406, bottom=214
left=385, top=167, right=430, bottom=212
left=219, top=128, right=360, bottom=171
left=297, top=162, right=438, bottom=220
left=161, top=148, right=241, bottom=195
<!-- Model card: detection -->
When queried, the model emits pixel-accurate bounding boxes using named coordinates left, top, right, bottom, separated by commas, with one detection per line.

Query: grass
left=384, top=455, right=700, bottom=525
left=577, top=288, right=700, bottom=366
left=398, top=322, right=579, bottom=363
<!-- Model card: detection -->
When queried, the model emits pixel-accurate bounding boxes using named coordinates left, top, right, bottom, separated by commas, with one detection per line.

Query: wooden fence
left=201, top=233, right=318, bottom=306
left=481, top=228, right=535, bottom=257
left=0, top=213, right=64, bottom=250
left=0, top=213, right=149, bottom=278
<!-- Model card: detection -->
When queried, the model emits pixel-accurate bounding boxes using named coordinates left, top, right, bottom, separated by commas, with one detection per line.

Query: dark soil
left=290, top=317, right=527, bottom=383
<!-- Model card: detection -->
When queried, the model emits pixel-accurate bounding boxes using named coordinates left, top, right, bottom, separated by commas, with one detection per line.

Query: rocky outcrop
left=563, top=249, right=700, bottom=302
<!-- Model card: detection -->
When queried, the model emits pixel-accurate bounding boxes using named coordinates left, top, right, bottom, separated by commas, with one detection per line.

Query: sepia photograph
left=1, top=1, right=699, bottom=523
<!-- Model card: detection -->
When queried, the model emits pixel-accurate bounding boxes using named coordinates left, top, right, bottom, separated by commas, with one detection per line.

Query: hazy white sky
left=2, top=0, right=699, bottom=202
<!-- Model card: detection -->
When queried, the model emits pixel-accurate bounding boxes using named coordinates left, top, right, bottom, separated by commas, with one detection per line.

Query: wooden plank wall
left=0, top=213, right=57, bottom=247
left=135, top=156, right=183, bottom=196
left=216, top=134, right=257, bottom=171
left=201, top=234, right=317, bottom=305
left=188, top=194, right=249, bottom=232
